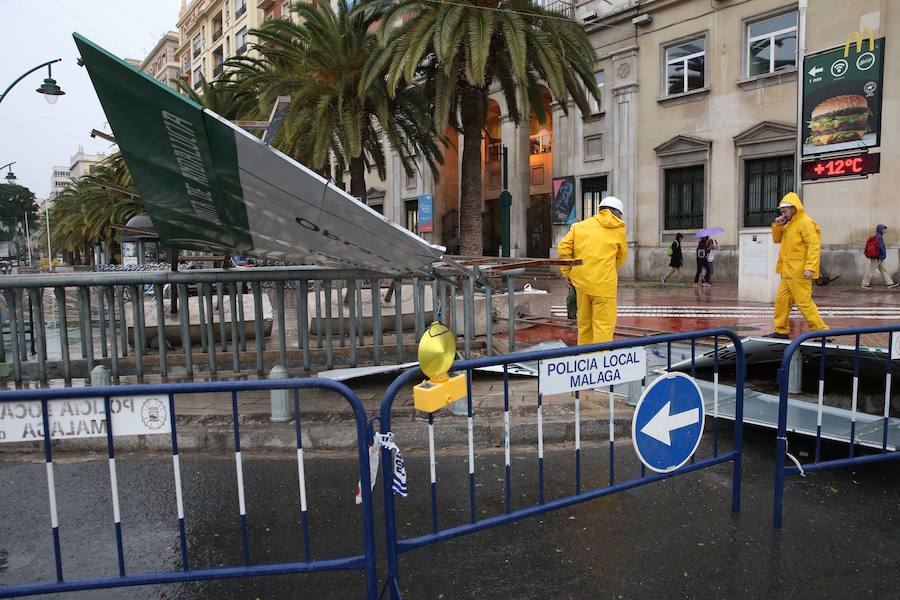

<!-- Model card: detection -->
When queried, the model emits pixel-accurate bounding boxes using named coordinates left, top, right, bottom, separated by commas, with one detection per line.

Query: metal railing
left=773, top=325, right=900, bottom=528
left=377, top=329, right=745, bottom=598
left=0, top=266, right=523, bottom=384
left=0, top=378, right=378, bottom=599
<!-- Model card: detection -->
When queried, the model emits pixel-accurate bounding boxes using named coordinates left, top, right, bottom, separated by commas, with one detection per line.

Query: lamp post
left=0, top=59, right=65, bottom=106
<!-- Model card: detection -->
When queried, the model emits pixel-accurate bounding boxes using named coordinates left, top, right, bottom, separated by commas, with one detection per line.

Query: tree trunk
left=349, top=156, right=367, bottom=204
left=459, top=85, right=486, bottom=256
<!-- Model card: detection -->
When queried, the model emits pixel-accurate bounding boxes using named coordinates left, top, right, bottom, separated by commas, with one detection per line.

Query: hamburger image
left=806, top=94, right=871, bottom=146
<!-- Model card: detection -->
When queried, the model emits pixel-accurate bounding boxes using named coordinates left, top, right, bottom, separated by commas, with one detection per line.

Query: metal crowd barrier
left=0, top=378, right=378, bottom=599
left=377, top=329, right=746, bottom=598
left=773, top=325, right=900, bottom=528
left=0, top=266, right=523, bottom=384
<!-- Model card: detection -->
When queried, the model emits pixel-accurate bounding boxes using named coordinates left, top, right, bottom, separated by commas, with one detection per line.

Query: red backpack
left=864, top=235, right=880, bottom=258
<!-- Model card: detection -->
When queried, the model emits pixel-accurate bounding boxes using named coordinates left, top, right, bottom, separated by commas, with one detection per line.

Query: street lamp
left=2, top=162, right=16, bottom=185
left=0, top=59, right=65, bottom=106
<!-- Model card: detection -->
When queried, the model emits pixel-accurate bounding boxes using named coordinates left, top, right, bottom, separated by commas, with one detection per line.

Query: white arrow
left=808, top=66, right=823, bottom=77
left=640, top=402, right=700, bottom=446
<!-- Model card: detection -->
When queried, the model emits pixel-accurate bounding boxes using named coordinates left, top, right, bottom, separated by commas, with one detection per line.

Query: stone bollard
left=626, top=379, right=642, bottom=407
left=788, top=349, right=802, bottom=394
left=450, top=395, right=468, bottom=416
left=91, top=365, right=111, bottom=387
left=269, top=365, right=292, bottom=422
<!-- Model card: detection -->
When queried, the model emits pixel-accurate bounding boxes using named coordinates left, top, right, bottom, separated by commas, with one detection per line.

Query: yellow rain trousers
left=559, top=210, right=627, bottom=344
left=771, top=193, right=829, bottom=334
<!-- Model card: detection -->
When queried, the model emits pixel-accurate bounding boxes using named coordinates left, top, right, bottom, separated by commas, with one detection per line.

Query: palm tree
left=175, top=72, right=258, bottom=121
left=49, top=154, right=143, bottom=264
left=227, top=0, right=443, bottom=203
left=370, top=0, right=601, bottom=254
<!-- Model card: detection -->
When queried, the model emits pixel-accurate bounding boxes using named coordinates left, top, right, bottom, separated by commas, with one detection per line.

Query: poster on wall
left=801, top=31, right=884, bottom=157
left=418, top=194, right=433, bottom=233
left=551, top=176, right=576, bottom=225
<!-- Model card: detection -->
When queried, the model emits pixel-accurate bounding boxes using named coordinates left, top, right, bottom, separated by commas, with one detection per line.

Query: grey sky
left=1, top=1, right=182, bottom=199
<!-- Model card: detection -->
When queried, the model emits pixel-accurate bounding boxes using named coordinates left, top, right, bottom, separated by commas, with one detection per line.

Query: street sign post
left=632, top=372, right=705, bottom=473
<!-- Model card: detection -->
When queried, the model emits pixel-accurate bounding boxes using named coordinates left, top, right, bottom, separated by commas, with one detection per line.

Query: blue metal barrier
left=378, top=329, right=745, bottom=599
left=0, top=378, right=378, bottom=599
left=773, top=325, right=900, bottom=529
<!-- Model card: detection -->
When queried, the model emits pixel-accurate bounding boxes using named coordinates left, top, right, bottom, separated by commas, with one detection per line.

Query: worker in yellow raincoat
left=558, top=197, right=628, bottom=344
left=771, top=192, right=829, bottom=338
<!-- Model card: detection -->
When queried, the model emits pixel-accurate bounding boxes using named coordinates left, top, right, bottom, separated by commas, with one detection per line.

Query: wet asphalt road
left=2, top=428, right=900, bottom=599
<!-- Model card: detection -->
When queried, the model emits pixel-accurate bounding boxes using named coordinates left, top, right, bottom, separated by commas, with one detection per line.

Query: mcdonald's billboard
left=801, top=30, right=885, bottom=157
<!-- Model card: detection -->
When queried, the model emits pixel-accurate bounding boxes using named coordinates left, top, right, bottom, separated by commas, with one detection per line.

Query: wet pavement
left=1, top=429, right=899, bottom=599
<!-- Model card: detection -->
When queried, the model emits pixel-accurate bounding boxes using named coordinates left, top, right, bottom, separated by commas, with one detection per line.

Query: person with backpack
left=861, top=224, right=898, bottom=289
left=661, top=233, right=684, bottom=284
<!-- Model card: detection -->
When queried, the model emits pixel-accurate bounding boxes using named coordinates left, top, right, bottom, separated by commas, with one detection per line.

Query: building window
left=405, top=168, right=416, bottom=189
left=744, top=155, right=793, bottom=227
left=236, top=27, right=248, bottom=54
left=236, top=0, right=247, bottom=18
left=746, top=12, right=798, bottom=77
left=664, top=37, right=705, bottom=96
left=581, top=176, right=607, bottom=219
left=192, top=35, right=202, bottom=58
left=664, top=165, right=704, bottom=230
left=584, top=134, right=603, bottom=160
left=405, top=200, right=418, bottom=233
left=368, top=203, right=383, bottom=215
left=193, top=66, right=202, bottom=89
left=529, top=129, right=551, bottom=154
left=588, top=71, right=604, bottom=114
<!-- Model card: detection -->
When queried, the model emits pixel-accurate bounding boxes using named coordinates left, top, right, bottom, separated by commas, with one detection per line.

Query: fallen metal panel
left=694, top=379, right=899, bottom=451
left=74, top=33, right=444, bottom=276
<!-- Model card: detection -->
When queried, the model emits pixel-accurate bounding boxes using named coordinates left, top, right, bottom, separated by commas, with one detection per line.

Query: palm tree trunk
left=349, top=157, right=368, bottom=204
left=459, top=85, right=485, bottom=256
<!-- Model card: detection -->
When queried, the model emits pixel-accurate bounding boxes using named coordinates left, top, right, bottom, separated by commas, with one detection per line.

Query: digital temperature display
left=801, top=153, right=880, bottom=180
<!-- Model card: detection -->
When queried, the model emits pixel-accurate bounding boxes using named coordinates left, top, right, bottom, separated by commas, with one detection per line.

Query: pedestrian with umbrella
left=693, top=227, right=724, bottom=287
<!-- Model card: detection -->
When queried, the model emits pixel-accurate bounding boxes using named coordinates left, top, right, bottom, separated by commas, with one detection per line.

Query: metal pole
left=23, top=211, right=32, bottom=266
left=106, top=287, right=119, bottom=379
left=371, top=278, right=381, bottom=366
left=794, top=0, right=807, bottom=191
left=276, top=280, right=287, bottom=368
left=155, top=284, right=167, bottom=377
left=177, top=283, right=192, bottom=377
left=298, top=279, right=310, bottom=372
left=28, top=288, right=46, bottom=382
left=229, top=281, right=240, bottom=373
left=4, top=290, right=21, bottom=382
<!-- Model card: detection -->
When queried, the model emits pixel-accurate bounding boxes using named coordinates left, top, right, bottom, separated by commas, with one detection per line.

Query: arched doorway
left=527, top=87, right=553, bottom=258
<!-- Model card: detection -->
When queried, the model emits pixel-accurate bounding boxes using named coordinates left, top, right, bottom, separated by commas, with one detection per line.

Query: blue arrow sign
left=632, top=372, right=705, bottom=473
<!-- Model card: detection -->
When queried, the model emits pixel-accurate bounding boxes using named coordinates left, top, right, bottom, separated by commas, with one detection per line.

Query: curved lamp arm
left=0, top=59, right=62, bottom=105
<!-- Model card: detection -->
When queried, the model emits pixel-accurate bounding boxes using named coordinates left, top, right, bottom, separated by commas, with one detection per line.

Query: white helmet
left=599, top=196, right=624, bottom=214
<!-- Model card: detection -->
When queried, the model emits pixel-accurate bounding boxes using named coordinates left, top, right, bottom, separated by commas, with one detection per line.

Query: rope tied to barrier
left=355, top=432, right=408, bottom=504
left=779, top=435, right=806, bottom=477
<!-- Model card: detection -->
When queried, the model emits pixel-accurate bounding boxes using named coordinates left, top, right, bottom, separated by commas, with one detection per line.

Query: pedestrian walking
left=558, top=196, right=628, bottom=345
left=661, top=233, right=683, bottom=284
left=770, top=192, right=829, bottom=339
left=861, top=224, right=898, bottom=289
left=693, top=237, right=710, bottom=287
left=703, top=238, right=719, bottom=286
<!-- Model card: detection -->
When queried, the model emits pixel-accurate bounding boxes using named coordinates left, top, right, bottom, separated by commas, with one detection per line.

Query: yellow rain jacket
left=558, top=210, right=627, bottom=297
left=772, top=192, right=821, bottom=279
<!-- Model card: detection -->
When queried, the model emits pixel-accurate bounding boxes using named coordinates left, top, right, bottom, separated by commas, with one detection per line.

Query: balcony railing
left=192, top=47, right=202, bottom=58
left=212, top=29, right=223, bottom=41
left=236, top=44, right=247, bottom=55
left=213, top=63, right=224, bottom=77
left=534, top=0, right=574, bottom=19
left=236, top=4, right=247, bottom=17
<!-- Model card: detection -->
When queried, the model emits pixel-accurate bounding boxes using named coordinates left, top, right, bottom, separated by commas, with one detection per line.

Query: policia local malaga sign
left=539, top=348, right=646, bottom=395
left=802, top=30, right=885, bottom=157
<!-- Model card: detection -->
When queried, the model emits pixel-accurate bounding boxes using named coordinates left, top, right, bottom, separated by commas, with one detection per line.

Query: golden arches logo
left=844, top=28, right=875, bottom=58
